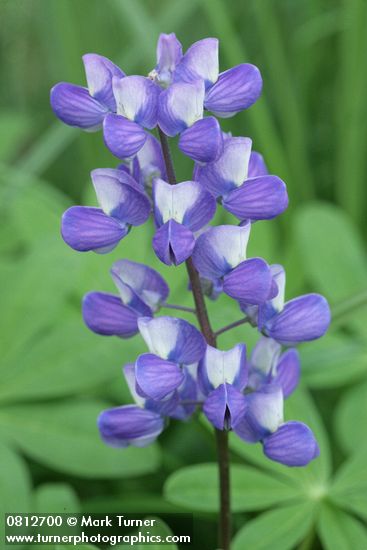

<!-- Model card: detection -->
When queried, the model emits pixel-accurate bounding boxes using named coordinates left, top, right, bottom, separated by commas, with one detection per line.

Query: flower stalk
left=158, top=129, right=231, bottom=549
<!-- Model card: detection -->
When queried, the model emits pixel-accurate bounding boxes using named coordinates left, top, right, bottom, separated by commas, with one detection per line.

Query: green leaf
left=317, top=503, right=367, bottom=550
left=229, top=387, right=331, bottom=491
left=0, top=400, right=161, bottom=478
left=232, top=501, right=315, bottom=550
left=334, top=381, right=367, bottom=454
left=0, top=316, right=125, bottom=402
left=330, top=450, right=367, bottom=521
left=295, top=202, right=367, bottom=303
left=0, top=238, right=82, bottom=370
left=84, top=494, right=183, bottom=515
left=0, top=442, right=32, bottom=547
left=164, top=463, right=298, bottom=512
left=285, top=388, right=331, bottom=484
left=34, top=483, right=80, bottom=513
left=300, top=332, right=367, bottom=388
left=246, top=219, right=279, bottom=265
left=11, top=180, right=71, bottom=246
left=294, top=202, right=367, bottom=335
left=33, top=483, right=80, bottom=550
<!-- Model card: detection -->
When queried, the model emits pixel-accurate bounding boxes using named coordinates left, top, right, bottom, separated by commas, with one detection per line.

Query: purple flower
left=233, top=384, right=319, bottom=467
left=241, top=264, right=331, bottom=344
left=120, top=133, right=167, bottom=191
left=263, top=293, right=331, bottom=345
left=155, top=34, right=263, bottom=159
left=125, top=363, right=178, bottom=418
left=241, top=264, right=286, bottom=324
left=82, top=293, right=140, bottom=338
left=169, top=367, right=198, bottom=420
left=263, top=421, right=320, bottom=467
left=192, top=224, right=273, bottom=304
left=158, top=80, right=223, bottom=163
left=173, top=38, right=220, bottom=89
left=199, top=344, right=247, bottom=430
left=50, top=54, right=125, bottom=130
left=103, top=76, right=161, bottom=159
left=82, top=259, right=169, bottom=337
left=248, top=151, right=268, bottom=178
left=98, top=405, right=164, bottom=448
left=248, top=336, right=300, bottom=398
left=179, top=116, right=224, bottom=164
left=196, top=137, right=288, bottom=221
left=98, top=364, right=166, bottom=448
left=50, top=53, right=161, bottom=160
left=171, top=37, right=263, bottom=117
left=61, top=169, right=151, bottom=253
left=152, top=178, right=216, bottom=265
left=135, top=316, right=206, bottom=401
left=150, top=33, right=183, bottom=87
left=111, top=259, right=169, bottom=313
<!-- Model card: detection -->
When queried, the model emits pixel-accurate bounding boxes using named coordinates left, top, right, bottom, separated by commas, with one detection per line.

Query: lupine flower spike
left=52, top=32, right=331, bottom=487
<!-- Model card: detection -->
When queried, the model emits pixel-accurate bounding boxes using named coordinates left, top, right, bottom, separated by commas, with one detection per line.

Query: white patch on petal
left=141, top=290, right=162, bottom=310
left=250, top=386, right=284, bottom=432
left=123, top=364, right=145, bottom=407
left=205, top=344, right=244, bottom=388
left=138, top=317, right=179, bottom=359
left=185, top=38, right=219, bottom=84
left=154, top=179, right=200, bottom=224
left=167, top=80, right=205, bottom=128
left=113, top=76, right=148, bottom=121
left=91, top=170, right=127, bottom=216
left=218, top=223, right=250, bottom=268
left=251, top=337, right=281, bottom=375
left=217, top=137, right=252, bottom=187
left=270, top=264, right=286, bottom=312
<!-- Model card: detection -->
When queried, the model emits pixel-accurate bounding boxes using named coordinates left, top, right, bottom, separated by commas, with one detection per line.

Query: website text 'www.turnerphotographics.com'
left=5, top=513, right=193, bottom=546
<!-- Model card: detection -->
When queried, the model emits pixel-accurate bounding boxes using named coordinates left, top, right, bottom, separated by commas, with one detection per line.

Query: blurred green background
left=1, top=0, right=367, bottom=548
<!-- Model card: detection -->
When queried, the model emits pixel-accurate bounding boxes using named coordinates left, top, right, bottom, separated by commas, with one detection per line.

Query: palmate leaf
left=295, top=202, right=367, bottom=301
left=330, top=450, right=367, bottom=521
left=35, top=483, right=80, bottom=514
left=0, top=442, right=32, bottom=548
left=0, top=163, right=72, bottom=247
left=232, top=501, right=316, bottom=550
left=0, top=238, right=83, bottom=372
left=0, top=314, right=130, bottom=403
left=334, top=381, right=367, bottom=454
left=0, top=400, right=161, bottom=478
left=164, top=463, right=299, bottom=513
left=33, top=483, right=80, bottom=550
left=294, top=202, right=367, bottom=336
left=317, top=503, right=367, bottom=550
left=84, top=494, right=183, bottom=515
left=300, top=332, right=367, bottom=388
